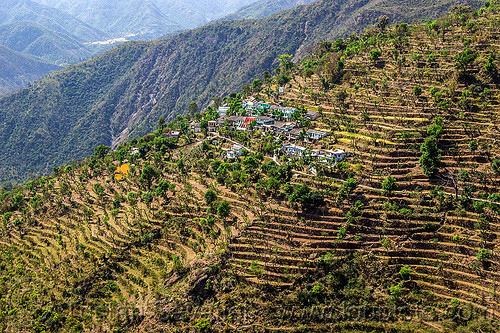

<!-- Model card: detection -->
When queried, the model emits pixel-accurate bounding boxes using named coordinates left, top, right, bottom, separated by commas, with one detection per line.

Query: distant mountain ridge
left=35, top=0, right=261, bottom=38
left=0, top=44, right=60, bottom=95
left=0, top=0, right=483, bottom=184
left=220, top=0, right=318, bottom=21
left=0, top=0, right=110, bottom=65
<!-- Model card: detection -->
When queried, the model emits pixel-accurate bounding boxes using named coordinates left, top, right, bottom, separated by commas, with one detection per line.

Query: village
left=163, top=97, right=349, bottom=166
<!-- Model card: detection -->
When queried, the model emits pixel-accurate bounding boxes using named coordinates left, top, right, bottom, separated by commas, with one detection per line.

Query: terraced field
left=222, top=3, right=500, bottom=330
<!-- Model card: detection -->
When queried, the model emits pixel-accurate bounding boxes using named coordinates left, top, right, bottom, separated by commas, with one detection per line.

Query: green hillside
left=0, top=2, right=499, bottom=332
left=0, top=45, right=60, bottom=95
left=0, top=0, right=483, bottom=184
left=220, top=0, right=317, bottom=21
left=0, top=21, right=100, bottom=65
left=37, top=0, right=258, bottom=37
left=0, top=0, right=110, bottom=65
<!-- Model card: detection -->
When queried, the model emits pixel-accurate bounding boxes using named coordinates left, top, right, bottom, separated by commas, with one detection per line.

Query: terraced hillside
left=1, top=2, right=500, bottom=332
left=0, top=0, right=484, bottom=185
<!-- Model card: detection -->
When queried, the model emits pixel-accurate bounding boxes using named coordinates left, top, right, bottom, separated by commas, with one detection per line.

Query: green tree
left=279, top=54, right=294, bottom=72
left=251, top=79, right=263, bottom=92
left=158, top=117, right=165, bottom=130
left=413, top=86, right=422, bottom=96
left=399, top=266, right=411, bottom=280
left=377, top=15, right=389, bottom=31
left=139, top=164, right=159, bottom=189
left=217, top=200, right=231, bottom=220
left=93, top=145, right=111, bottom=160
left=469, top=140, right=478, bottom=154
left=204, top=189, right=217, bottom=206
left=419, top=136, right=440, bottom=177
left=492, top=158, right=500, bottom=176
left=455, top=48, right=478, bottom=75
left=382, top=175, right=398, bottom=196
left=427, top=117, right=444, bottom=137
left=188, top=101, right=198, bottom=116
left=484, top=55, right=497, bottom=77
left=155, top=180, right=171, bottom=198
left=477, top=248, right=490, bottom=262
left=370, top=49, right=382, bottom=62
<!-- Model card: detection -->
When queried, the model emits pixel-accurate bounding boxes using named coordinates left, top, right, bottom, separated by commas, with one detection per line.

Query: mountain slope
left=35, top=0, right=259, bottom=38
left=220, top=0, right=318, bottom=21
left=0, top=2, right=499, bottom=332
left=0, top=21, right=99, bottom=65
left=0, top=0, right=110, bottom=65
left=0, top=0, right=107, bottom=43
left=0, top=45, right=60, bottom=95
left=0, top=0, right=483, bottom=184
left=36, top=0, right=182, bottom=39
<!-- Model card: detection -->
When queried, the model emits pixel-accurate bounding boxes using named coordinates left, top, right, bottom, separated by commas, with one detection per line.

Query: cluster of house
left=225, top=142, right=348, bottom=165
left=281, top=144, right=349, bottom=164
left=203, top=98, right=329, bottom=142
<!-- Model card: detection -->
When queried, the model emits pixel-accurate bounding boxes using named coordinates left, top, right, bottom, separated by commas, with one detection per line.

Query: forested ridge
left=0, top=45, right=60, bottom=95
left=0, top=1, right=499, bottom=331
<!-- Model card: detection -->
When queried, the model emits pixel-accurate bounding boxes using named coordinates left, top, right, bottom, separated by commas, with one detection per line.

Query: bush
left=477, top=248, right=490, bottom=262
left=382, top=175, right=397, bottom=196
left=413, top=86, right=422, bottom=96
left=492, top=158, right=500, bottom=176
left=399, top=266, right=411, bottom=280
left=370, top=49, right=382, bottom=61
left=204, top=189, right=217, bottom=205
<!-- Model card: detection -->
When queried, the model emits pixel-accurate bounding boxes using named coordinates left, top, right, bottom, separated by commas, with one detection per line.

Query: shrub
left=370, top=49, right=382, bottom=61
left=389, top=282, right=403, bottom=299
left=399, top=266, right=411, bottom=280
left=382, top=175, right=398, bottom=196
left=492, top=158, right=500, bottom=176
left=413, top=86, right=422, bottom=96
left=204, top=189, right=217, bottom=205
left=477, top=248, right=491, bottom=262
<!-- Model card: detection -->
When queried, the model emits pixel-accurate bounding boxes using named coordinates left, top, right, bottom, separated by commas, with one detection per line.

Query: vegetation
left=0, top=1, right=499, bottom=332
left=0, top=45, right=60, bottom=95
left=0, top=0, right=483, bottom=184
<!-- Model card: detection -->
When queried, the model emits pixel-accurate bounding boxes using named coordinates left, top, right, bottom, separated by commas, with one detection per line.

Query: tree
left=492, top=158, right=500, bottom=176
left=263, top=71, right=271, bottom=81
left=288, top=184, right=310, bottom=206
left=251, top=79, right=262, bottom=92
left=278, top=54, right=294, bottom=73
left=158, top=117, right=165, bottom=130
left=399, top=266, right=411, bottom=280
left=469, top=140, right=478, bottom=154
left=484, top=55, right=497, bottom=77
left=340, top=177, right=358, bottom=199
left=139, top=164, right=159, bottom=189
left=455, top=48, right=478, bottom=75
left=377, top=15, right=389, bottom=31
left=382, top=175, right=398, bottom=196
left=204, top=189, right=217, bottom=206
left=413, top=86, right=422, bottom=96
left=370, top=49, right=382, bottom=62
left=427, top=117, right=444, bottom=137
left=188, top=101, right=198, bottom=116
left=476, top=248, right=490, bottom=262
left=212, top=97, right=222, bottom=110
left=217, top=200, right=231, bottom=220
left=155, top=180, right=171, bottom=199
left=93, top=145, right=111, bottom=160
left=419, top=136, right=440, bottom=177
